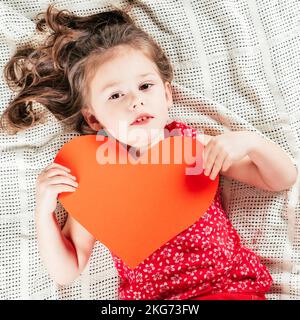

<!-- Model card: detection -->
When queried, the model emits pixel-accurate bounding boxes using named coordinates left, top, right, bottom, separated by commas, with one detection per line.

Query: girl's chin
left=115, top=136, right=148, bottom=149
left=118, top=127, right=166, bottom=148
left=127, top=141, right=149, bottom=149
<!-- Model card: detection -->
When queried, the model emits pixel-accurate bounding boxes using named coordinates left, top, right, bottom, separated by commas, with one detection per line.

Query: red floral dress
left=110, top=120, right=273, bottom=300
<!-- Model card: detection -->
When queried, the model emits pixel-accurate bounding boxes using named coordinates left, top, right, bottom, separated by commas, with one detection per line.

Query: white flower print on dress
left=203, top=225, right=213, bottom=236
left=135, top=272, right=143, bottom=283
left=133, top=291, right=142, bottom=299
left=189, top=253, right=200, bottom=264
left=143, top=282, right=153, bottom=293
left=170, top=274, right=181, bottom=285
left=240, top=264, right=250, bottom=276
left=237, top=282, right=248, bottom=291
left=189, top=233, right=201, bottom=243
left=173, top=252, right=185, bottom=263
left=159, top=282, right=170, bottom=293
left=127, top=271, right=135, bottom=282
left=160, top=247, right=172, bottom=258
left=152, top=272, right=164, bottom=281
left=163, top=264, right=176, bottom=274
left=143, top=263, right=155, bottom=273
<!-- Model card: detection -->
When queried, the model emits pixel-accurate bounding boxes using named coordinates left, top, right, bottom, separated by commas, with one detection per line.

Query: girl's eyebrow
left=101, top=73, right=156, bottom=91
left=138, top=72, right=156, bottom=78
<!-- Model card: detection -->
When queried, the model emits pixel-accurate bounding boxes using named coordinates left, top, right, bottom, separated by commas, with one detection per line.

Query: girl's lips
left=130, top=115, right=154, bottom=126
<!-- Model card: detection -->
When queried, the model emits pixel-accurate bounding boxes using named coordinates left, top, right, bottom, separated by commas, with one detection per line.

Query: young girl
left=1, top=5, right=297, bottom=300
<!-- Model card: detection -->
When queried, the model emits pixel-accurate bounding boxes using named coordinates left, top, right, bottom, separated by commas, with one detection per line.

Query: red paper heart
left=54, top=135, right=219, bottom=268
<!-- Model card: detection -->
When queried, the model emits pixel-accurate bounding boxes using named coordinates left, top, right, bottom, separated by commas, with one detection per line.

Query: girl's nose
left=129, top=99, right=144, bottom=111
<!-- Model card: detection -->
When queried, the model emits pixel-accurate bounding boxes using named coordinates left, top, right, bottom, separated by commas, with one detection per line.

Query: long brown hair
left=1, top=4, right=173, bottom=135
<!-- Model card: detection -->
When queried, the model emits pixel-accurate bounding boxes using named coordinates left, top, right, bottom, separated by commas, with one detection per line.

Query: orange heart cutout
left=54, top=135, right=219, bottom=269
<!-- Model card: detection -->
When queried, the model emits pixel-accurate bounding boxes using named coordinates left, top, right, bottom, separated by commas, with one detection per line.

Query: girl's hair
left=1, top=4, right=173, bottom=135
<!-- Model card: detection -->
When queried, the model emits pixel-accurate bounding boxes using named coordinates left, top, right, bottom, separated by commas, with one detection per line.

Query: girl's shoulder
left=165, top=120, right=213, bottom=146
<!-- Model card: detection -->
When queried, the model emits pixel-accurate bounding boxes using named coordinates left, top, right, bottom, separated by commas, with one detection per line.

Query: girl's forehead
left=91, top=49, right=160, bottom=83
left=96, top=47, right=155, bottom=70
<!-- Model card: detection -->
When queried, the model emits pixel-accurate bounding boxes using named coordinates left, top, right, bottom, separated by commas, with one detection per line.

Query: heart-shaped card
left=54, top=135, right=219, bottom=269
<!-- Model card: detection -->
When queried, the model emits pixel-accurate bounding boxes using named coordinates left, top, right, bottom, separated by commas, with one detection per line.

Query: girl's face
left=82, top=46, right=173, bottom=149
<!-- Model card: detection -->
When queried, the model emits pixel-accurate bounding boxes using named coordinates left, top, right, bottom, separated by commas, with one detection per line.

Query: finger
left=48, top=176, right=79, bottom=188
left=221, top=155, right=232, bottom=172
left=203, top=141, right=213, bottom=170
left=50, top=185, right=77, bottom=194
left=44, top=163, right=71, bottom=173
left=45, top=168, right=76, bottom=180
left=210, top=151, right=226, bottom=180
left=204, top=144, right=219, bottom=176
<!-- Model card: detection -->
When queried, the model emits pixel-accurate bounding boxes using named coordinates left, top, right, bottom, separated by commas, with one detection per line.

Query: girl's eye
left=140, top=83, right=153, bottom=90
left=109, top=93, right=122, bottom=100
left=108, top=83, right=153, bottom=100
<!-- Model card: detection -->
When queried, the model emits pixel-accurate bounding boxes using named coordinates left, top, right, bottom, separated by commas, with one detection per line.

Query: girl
left=1, top=5, right=297, bottom=300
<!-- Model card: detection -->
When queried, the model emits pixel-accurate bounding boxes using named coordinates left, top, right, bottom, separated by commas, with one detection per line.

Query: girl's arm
left=35, top=162, right=96, bottom=286
left=246, top=133, right=298, bottom=191
left=35, top=211, right=96, bottom=286
left=201, top=132, right=298, bottom=192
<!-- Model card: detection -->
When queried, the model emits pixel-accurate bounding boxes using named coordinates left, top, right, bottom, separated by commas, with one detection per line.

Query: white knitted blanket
left=0, top=0, right=299, bottom=299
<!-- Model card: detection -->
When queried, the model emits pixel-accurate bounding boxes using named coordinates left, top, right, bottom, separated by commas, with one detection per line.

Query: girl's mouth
left=130, top=115, right=154, bottom=126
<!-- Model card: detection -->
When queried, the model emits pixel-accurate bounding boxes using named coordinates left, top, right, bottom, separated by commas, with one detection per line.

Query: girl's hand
left=203, top=131, right=256, bottom=180
left=35, top=163, right=78, bottom=215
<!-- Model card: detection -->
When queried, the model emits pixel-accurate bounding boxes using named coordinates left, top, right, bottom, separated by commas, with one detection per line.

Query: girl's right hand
left=35, top=163, right=78, bottom=216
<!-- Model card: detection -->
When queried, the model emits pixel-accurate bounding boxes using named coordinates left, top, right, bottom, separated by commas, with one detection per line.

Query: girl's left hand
left=203, top=131, right=256, bottom=180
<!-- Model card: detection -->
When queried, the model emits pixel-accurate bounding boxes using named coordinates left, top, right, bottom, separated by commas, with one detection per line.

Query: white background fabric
left=0, top=0, right=299, bottom=299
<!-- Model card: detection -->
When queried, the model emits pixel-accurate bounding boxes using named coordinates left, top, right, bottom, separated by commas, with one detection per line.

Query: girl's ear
left=81, top=108, right=102, bottom=131
left=165, top=82, right=173, bottom=110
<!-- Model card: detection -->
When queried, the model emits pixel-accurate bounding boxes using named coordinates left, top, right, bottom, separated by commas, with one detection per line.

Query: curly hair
left=1, top=4, right=173, bottom=135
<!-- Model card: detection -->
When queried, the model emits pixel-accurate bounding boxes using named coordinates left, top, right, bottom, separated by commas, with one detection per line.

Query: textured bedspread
left=0, top=0, right=299, bottom=299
